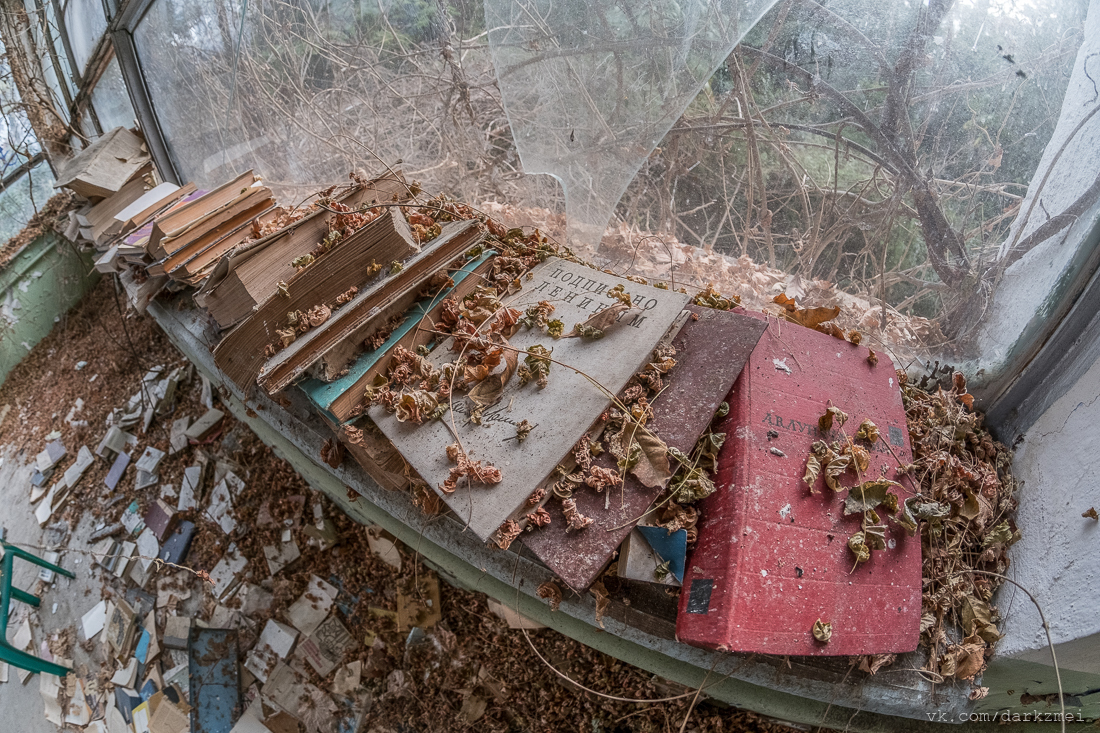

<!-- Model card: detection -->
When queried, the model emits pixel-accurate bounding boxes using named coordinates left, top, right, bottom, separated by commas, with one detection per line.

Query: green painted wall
left=0, top=233, right=98, bottom=388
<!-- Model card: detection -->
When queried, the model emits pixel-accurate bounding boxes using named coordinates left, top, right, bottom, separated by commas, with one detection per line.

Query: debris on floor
left=0, top=278, right=791, bottom=733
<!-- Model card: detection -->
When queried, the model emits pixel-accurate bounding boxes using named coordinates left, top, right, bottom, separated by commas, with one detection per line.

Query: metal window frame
left=109, top=0, right=180, bottom=183
left=985, top=211, right=1100, bottom=442
left=0, top=152, right=47, bottom=193
left=26, top=0, right=76, bottom=112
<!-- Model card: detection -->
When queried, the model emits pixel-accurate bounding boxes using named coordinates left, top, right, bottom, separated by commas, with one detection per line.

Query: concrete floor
left=2, top=444, right=116, bottom=732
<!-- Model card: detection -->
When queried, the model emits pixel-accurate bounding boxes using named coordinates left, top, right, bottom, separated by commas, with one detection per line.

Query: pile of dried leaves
left=900, top=370, right=1019, bottom=687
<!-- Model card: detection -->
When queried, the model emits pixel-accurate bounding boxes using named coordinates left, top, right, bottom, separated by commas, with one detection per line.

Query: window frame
left=108, top=0, right=179, bottom=183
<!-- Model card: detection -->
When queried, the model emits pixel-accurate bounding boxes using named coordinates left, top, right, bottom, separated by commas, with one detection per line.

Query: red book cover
left=676, top=317, right=921, bottom=655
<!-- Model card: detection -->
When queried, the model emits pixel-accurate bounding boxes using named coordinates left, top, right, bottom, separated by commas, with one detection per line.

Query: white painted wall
left=998, top=351, right=1100, bottom=671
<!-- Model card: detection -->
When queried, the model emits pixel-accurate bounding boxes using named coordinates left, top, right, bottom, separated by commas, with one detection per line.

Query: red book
left=676, top=317, right=921, bottom=655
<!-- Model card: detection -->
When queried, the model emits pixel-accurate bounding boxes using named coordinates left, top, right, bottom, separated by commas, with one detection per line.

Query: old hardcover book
left=256, top=219, right=484, bottom=395
left=152, top=182, right=273, bottom=263
left=298, top=250, right=496, bottom=423
left=676, top=319, right=921, bottom=656
left=369, top=257, right=690, bottom=543
left=116, top=190, right=206, bottom=265
left=154, top=196, right=277, bottom=279
left=213, top=207, right=420, bottom=389
left=171, top=215, right=268, bottom=282
left=54, top=127, right=150, bottom=199
left=522, top=306, right=766, bottom=590
left=86, top=168, right=154, bottom=245
left=114, top=181, right=197, bottom=234
left=148, top=170, right=258, bottom=259
left=196, top=173, right=412, bottom=329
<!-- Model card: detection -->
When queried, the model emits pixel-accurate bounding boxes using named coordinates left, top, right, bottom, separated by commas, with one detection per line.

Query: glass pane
left=133, top=0, right=500, bottom=202
left=90, top=56, right=135, bottom=132
left=0, top=41, right=44, bottom=174
left=0, top=160, right=56, bottom=243
left=43, top=0, right=77, bottom=97
left=583, top=0, right=1091, bottom=373
left=64, top=0, right=109, bottom=75
left=131, top=0, right=1096, bottom=379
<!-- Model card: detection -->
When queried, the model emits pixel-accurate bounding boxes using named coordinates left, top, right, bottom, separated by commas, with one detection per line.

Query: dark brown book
left=214, top=207, right=421, bottom=389
left=256, top=219, right=484, bottom=396
left=196, top=173, right=412, bottom=329
left=521, top=306, right=766, bottom=591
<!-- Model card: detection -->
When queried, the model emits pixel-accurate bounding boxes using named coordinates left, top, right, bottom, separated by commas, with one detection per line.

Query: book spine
left=676, top=358, right=755, bottom=650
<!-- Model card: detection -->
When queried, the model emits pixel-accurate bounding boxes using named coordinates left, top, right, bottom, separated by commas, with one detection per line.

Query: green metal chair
left=0, top=542, right=75, bottom=676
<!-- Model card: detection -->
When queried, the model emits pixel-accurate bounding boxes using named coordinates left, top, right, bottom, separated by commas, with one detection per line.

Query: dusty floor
left=0, top=278, right=805, bottom=732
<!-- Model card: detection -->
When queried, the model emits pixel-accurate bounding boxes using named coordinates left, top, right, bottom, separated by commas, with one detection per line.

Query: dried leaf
left=468, top=340, right=518, bottom=424
left=693, top=283, right=740, bottom=310
left=969, top=687, right=990, bottom=701
left=363, top=373, right=390, bottom=402
left=959, top=489, right=981, bottom=521
left=537, top=581, right=562, bottom=611
left=802, top=441, right=829, bottom=492
left=773, top=293, right=841, bottom=332
left=694, top=432, right=725, bottom=472
left=862, top=523, right=887, bottom=550
left=959, top=594, right=992, bottom=637
left=494, top=520, right=522, bottom=551
left=459, top=694, right=488, bottom=724
left=670, top=468, right=716, bottom=503
left=625, top=421, right=672, bottom=488
left=459, top=285, right=502, bottom=325
left=848, top=444, right=871, bottom=473
left=803, top=454, right=822, bottom=492
left=812, top=619, right=832, bottom=643
left=951, top=634, right=987, bottom=680
left=843, top=480, right=901, bottom=515
left=320, top=439, right=344, bottom=469
left=584, top=466, right=621, bottom=493
left=525, top=506, right=551, bottom=527
left=982, top=521, right=1020, bottom=549
left=561, top=498, right=593, bottom=532
left=855, top=419, right=880, bottom=443
left=590, top=581, right=610, bottom=629
left=565, top=302, right=631, bottom=339
left=306, top=303, right=332, bottom=328
left=848, top=532, right=870, bottom=564
left=823, top=453, right=851, bottom=492
left=515, top=419, right=534, bottom=442
left=1083, top=507, right=1099, bottom=520
left=818, top=405, right=849, bottom=433
left=441, top=452, right=504, bottom=494
left=394, top=390, right=440, bottom=424
left=858, top=653, right=896, bottom=675
left=519, top=345, right=552, bottom=389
